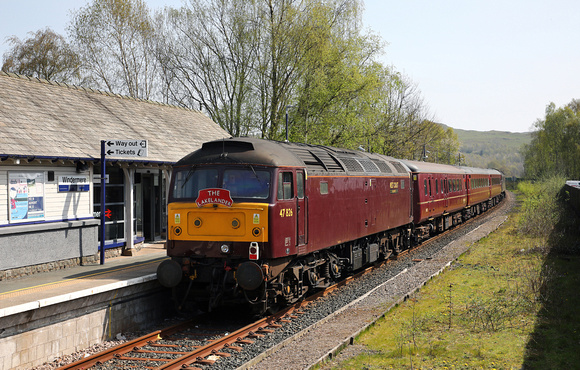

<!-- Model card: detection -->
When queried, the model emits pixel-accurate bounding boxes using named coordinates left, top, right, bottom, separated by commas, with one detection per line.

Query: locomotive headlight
left=220, top=244, right=230, bottom=254
left=231, top=218, right=240, bottom=229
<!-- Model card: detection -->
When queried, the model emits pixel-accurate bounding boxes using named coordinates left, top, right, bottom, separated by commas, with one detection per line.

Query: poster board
left=8, top=172, right=45, bottom=222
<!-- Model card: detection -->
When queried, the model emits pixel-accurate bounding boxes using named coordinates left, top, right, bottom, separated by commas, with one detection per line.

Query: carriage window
left=278, top=172, right=293, bottom=200
left=435, top=179, right=439, bottom=194
left=429, top=179, right=432, bottom=196
left=297, top=172, right=304, bottom=199
left=424, top=179, right=428, bottom=196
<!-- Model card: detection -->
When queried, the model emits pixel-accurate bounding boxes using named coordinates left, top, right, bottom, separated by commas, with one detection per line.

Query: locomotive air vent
left=358, top=159, right=380, bottom=173
left=389, top=161, right=408, bottom=174
left=371, top=159, right=393, bottom=173
left=285, top=146, right=345, bottom=173
left=338, top=157, right=364, bottom=173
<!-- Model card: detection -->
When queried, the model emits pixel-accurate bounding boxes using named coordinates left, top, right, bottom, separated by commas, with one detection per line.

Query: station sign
left=104, top=140, right=148, bottom=158
left=58, top=175, right=90, bottom=192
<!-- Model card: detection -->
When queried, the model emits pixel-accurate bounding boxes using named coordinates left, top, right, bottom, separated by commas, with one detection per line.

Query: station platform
left=0, top=242, right=168, bottom=319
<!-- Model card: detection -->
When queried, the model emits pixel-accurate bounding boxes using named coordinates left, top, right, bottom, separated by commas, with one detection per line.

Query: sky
left=1, top=1, right=579, bottom=133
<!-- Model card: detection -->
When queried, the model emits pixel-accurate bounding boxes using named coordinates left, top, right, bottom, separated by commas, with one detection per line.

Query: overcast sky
left=2, top=0, right=579, bottom=133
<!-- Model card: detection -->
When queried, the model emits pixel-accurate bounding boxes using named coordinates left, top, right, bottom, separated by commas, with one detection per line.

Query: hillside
left=452, top=128, right=532, bottom=178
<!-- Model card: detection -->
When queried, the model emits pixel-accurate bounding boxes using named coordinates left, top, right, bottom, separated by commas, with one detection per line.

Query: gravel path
left=240, top=192, right=514, bottom=370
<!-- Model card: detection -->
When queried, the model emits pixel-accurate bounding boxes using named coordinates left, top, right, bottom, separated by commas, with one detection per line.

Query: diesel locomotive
left=156, top=137, right=505, bottom=313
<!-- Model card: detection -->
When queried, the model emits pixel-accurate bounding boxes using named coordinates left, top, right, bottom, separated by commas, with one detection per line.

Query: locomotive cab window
left=223, top=169, right=270, bottom=199
left=297, top=172, right=304, bottom=199
left=278, top=172, right=294, bottom=200
left=172, top=168, right=218, bottom=199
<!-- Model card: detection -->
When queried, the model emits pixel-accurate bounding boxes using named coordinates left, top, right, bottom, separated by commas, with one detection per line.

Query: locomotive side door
left=296, top=170, right=307, bottom=247
left=276, top=171, right=297, bottom=256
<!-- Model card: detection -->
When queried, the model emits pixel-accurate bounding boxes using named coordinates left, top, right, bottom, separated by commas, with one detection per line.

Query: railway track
left=58, top=262, right=382, bottom=370
left=58, top=198, right=504, bottom=370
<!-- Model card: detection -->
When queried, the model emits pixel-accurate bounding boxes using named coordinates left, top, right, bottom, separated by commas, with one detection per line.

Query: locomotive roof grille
left=287, top=146, right=345, bottom=172
left=311, top=150, right=344, bottom=172
left=338, top=157, right=365, bottom=173
left=358, top=158, right=381, bottom=173
left=390, top=161, right=408, bottom=174
left=372, top=159, right=393, bottom=173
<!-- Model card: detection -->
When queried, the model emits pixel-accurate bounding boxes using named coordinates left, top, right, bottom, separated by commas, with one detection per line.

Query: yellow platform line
left=0, top=257, right=167, bottom=299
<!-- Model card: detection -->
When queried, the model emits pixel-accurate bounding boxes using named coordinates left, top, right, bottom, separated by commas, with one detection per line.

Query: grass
left=321, top=178, right=580, bottom=369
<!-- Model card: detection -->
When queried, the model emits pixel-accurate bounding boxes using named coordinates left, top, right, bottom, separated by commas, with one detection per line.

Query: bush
left=517, top=176, right=567, bottom=238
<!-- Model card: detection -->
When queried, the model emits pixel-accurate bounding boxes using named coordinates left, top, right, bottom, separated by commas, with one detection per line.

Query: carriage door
left=428, top=175, right=434, bottom=214
left=443, top=177, right=449, bottom=209
left=296, top=170, right=307, bottom=247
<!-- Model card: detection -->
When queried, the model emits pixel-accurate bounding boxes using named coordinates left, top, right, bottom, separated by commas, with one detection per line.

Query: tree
left=157, top=0, right=380, bottom=140
left=1, top=28, right=81, bottom=83
left=289, top=0, right=384, bottom=148
left=153, top=0, right=450, bottom=155
left=522, top=99, right=580, bottom=179
left=68, top=0, right=158, bottom=99
left=155, top=0, right=259, bottom=136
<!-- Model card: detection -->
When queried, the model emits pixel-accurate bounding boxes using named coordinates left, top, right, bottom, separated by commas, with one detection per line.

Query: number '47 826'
left=279, top=208, right=293, bottom=217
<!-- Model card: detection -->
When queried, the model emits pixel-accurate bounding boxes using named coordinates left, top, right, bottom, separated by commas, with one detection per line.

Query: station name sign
left=105, top=140, right=148, bottom=158
left=58, top=175, right=90, bottom=192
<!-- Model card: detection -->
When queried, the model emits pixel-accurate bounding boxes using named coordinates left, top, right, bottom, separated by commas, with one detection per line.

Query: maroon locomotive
left=157, top=137, right=504, bottom=313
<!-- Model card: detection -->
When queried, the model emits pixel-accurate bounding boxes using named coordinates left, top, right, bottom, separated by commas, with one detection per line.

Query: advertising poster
left=9, top=172, right=45, bottom=222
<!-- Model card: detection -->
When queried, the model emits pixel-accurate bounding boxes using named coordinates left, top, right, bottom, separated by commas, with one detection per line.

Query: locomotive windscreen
left=171, top=166, right=271, bottom=201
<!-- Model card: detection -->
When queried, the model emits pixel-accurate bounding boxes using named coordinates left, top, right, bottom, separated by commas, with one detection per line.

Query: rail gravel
left=231, top=192, right=514, bottom=370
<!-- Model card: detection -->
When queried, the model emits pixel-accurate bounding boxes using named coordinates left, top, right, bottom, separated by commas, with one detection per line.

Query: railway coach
left=461, top=166, right=505, bottom=217
left=157, top=137, right=414, bottom=313
left=401, top=160, right=468, bottom=241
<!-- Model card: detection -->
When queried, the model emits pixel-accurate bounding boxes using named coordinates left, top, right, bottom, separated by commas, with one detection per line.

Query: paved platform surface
left=0, top=243, right=168, bottom=318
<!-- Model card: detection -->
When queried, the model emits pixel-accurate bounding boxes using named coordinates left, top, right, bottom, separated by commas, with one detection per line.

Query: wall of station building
left=0, top=163, right=98, bottom=272
left=0, top=162, right=169, bottom=274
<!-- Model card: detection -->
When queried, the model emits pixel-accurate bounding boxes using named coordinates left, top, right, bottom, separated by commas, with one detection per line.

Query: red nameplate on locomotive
left=196, top=188, right=233, bottom=207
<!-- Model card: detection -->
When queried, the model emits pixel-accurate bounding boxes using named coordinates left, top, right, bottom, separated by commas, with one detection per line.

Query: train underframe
left=171, top=194, right=504, bottom=314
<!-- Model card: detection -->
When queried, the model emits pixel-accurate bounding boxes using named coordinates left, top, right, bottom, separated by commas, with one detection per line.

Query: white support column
left=162, top=168, right=172, bottom=202
left=123, top=167, right=136, bottom=255
left=162, top=168, right=172, bottom=248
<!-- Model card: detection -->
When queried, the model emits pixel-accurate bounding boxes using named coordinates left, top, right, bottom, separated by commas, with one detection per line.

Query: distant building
left=0, top=72, right=228, bottom=276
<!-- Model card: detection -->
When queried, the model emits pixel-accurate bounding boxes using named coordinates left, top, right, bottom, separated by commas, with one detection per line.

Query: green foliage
left=68, top=0, right=157, bottom=99
left=156, top=0, right=451, bottom=156
left=1, top=28, right=81, bottom=83
left=517, top=176, right=566, bottom=238
left=522, top=100, right=580, bottom=179
left=323, top=189, right=580, bottom=369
